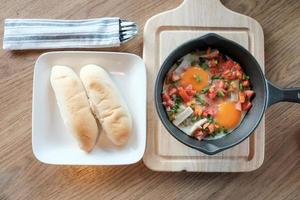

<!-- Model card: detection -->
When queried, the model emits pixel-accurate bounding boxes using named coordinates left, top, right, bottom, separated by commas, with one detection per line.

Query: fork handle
left=3, top=17, right=122, bottom=50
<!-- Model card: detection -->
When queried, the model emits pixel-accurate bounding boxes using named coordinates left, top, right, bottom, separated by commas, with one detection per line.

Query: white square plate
left=32, top=51, right=146, bottom=165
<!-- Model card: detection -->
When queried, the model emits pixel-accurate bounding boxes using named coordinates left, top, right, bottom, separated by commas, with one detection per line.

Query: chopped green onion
left=217, top=91, right=225, bottom=97
left=191, top=116, right=198, bottom=122
left=215, top=126, right=228, bottom=134
left=171, top=107, right=178, bottom=113
left=201, top=63, right=209, bottom=70
left=211, top=75, right=221, bottom=80
left=194, top=74, right=202, bottom=83
left=171, top=97, right=182, bottom=114
left=174, top=96, right=183, bottom=104
left=239, top=83, right=243, bottom=90
left=195, top=94, right=206, bottom=105
left=207, top=115, right=214, bottom=123
left=201, top=86, right=210, bottom=94
left=243, top=74, right=250, bottom=80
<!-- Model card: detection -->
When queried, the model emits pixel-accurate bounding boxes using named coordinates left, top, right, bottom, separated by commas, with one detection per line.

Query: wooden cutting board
left=143, top=0, right=265, bottom=172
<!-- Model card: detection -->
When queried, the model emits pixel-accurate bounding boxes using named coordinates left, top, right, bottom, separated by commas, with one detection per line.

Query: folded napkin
left=3, top=17, right=138, bottom=50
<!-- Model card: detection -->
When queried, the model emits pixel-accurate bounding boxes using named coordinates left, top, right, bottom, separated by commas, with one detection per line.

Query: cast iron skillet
left=155, top=33, right=300, bottom=155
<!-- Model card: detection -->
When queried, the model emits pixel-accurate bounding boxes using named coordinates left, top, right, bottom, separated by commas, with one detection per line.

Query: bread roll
left=80, top=64, right=132, bottom=146
left=50, top=65, right=98, bottom=152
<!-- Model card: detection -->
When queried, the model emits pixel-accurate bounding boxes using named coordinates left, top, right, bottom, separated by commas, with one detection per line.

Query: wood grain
left=0, top=0, right=299, bottom=199
left=143, top=0, right=265, bottom=172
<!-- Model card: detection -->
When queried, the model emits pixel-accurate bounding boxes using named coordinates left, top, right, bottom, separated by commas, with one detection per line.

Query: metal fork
left=120, top=19, right=138, bottom=43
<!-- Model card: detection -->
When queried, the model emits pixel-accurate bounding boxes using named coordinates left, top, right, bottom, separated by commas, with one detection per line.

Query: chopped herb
left=170, top=97, right=182, bottom=114
left=174, top=96, right=183, bottom=104
left=201, top=63, right=209, bottom=70
left=191, top=60, right=197, bottom=66
left=243, top=74, right=250, bottom=80
left=207, top=115, right=214, bottom=123
left=217, top=91, right=225, bottom=97
left=201, top=86, right=210, bottom=94
left=194, top=74, right=202, bottom=83
left=215, top=126, right=228, bottom=134
left=195, top=94, right=206, bottom=105
left=171, top=105, right=179, bottom=113
left=191, top=116, right=198, bottom=122
left=214, top=59, right=218, bottom=64
left=211, top=75, right=221, bottom=80
left=239, top=82, right=243, bottom=90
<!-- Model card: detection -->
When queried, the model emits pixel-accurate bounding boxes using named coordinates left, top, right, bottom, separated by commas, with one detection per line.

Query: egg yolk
left=215, top=102, right=241, bottom=129
left=180, top=67, right=209, bottom=91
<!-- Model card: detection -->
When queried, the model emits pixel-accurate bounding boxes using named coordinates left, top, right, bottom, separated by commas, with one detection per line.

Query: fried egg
left=180, top=67, right=209, bottom=91
left=215, top=101, right=242, bottom=129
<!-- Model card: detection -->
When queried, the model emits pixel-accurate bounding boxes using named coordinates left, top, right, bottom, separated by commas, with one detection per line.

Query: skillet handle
left=267, top=81, right=300, bottom=107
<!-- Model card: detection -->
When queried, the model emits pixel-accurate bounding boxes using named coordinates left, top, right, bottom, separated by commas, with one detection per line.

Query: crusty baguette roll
left=80, top=64, right=132, bottom=146
left=50, top=65, right=98, bottom=152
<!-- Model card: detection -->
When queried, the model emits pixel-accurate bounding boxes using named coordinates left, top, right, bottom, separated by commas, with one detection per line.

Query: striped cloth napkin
left=3, top=17, right=136, bottom=50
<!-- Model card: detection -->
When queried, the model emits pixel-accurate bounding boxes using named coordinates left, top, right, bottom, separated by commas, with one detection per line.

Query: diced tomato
left=222, top=69, right=232, bottom=79
left=185, top=85, right=196, bottom=96
left=162, top=100, right=174, bottom=108
left=186, top=90, right=196, bottom=97
left=194, top=129, right=207, bottom=140
left=208, top=59, right=217, bottom=68
left=162, top=93, right=174, bottom=107
left=242, top=80, right=250, bottom=87
left=178, top=87, right=191, bottom=103
left=208, top=50, right=219, bottom=59
left=194, top=105, right=202, bottom=116
left=207, top=91, right=217, bottom=99
left=236, top=71, right=243, bottom=79
left=213, top=80, right=225, bottom=89
left=235, top=102, right=242, bottom=111
left=242, top=102, right=252, bottom=111
left=207, top=85, right=218, bottom=99
left=244, top=90, right=254, bottom=99
left=218, top=80, right=225, bottom=89
left=222, top=59, right=234, bottom=69
left=171, top=72, right=180, bottom=82
left=208, top=107, right=217, bottom=116
left=231, top=71, right=237, bottom=79
left=208, top=124, right=215, bottom=134
left=185, top=84, right=193, bottom=91
left=233, top=63, right=242, bottom=71
left=239, top=92, right=246, bottom=103
left=168, top=87, right=177, bottom=96
left=162, top=93, right=171, bottom=102
left=210, top=67, right=220, bottom=75
left=203, top=106, right=217, bottom=116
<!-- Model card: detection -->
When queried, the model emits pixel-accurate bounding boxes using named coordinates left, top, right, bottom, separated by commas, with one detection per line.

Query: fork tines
left=120, top=19, right=138, bottom=43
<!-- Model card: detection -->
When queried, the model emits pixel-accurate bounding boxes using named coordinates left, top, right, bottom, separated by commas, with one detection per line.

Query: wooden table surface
left=0, top=0, right=299, bottom=199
